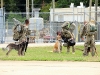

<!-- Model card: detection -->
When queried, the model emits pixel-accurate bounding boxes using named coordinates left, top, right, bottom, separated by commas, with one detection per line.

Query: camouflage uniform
left=62, top=21, right=76, bottom=33
left=61, top=21, right=76, bottom=53
left=13, top=19, right=31, bottom=55
left=80, top=21, right=96, bottom=56
left=18, top=25, right=30, bottom=42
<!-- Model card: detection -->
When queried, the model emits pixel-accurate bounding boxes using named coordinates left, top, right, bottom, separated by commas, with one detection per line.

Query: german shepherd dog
left=2, top=41, right=27, bottom=56
left=53, top=40, right=61, bottom=53
left=53, top=32, right=62, bottom=53
left=2, top=42, right=25, bottom=55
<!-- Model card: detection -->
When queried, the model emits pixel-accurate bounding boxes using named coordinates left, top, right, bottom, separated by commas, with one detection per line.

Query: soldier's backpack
left=61, top=22, right=76, bottom=33
left=68, top=22, right=76, bottom=33
left=87, top=23, right=97, bottom=35
left=13, top=24, right=24, bottom=41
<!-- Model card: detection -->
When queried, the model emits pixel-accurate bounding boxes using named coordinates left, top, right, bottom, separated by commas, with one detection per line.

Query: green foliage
left=40, top=3, right=51, bottom=21
left=40, top=13, right=49, bottom=21
left=56, top=0, right=70, bottom=8
left=0, top=45, right=100, bottom=61
left=2, top=0, right=100, bottom=12
left=3, top=0, right=20, bottom=12
left=6, top=12, right=26, bottom=23
left=41, top=3, right=51, bottom=12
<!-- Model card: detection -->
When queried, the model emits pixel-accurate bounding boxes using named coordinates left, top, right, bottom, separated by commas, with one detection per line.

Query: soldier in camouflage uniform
left=20, top=19, right=31, bottom=55
left=80, top=20, right=97, bottom=56
left=18, top=19, right=30, bottom=42
left=61, top=21, right=76, bottom=54
left=13, top=19, right=31, bottom=55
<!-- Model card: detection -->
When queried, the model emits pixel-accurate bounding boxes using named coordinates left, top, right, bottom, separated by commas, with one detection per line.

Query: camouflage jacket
left=61, top=21, right=76, bottom=33
left=80, top=23, right=96, bottom=38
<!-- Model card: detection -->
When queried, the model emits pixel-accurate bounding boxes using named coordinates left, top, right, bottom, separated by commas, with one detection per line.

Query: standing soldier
left=20, top=19, right=31, bottom=54
left=13, top=19, right=31, bottom=55
left=80, top=20, right=97, bottom=56
left=19, top=19, right=30, bottom=42
left=61, top=21, right=76, bottom=54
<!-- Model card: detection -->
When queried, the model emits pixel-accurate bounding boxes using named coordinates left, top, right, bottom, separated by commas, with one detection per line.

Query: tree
left=1, top=0, right=100, bottom=12
left=3, top=0, right=20, bottom=12
left=56, top=0, right=70, bottom=8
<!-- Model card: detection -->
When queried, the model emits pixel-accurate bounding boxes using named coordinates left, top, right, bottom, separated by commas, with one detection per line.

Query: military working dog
left=2, top=41, right=27, bottom=56
left=53, top=40, right=61, bottom=53
left=53, top=31, right=62, bottom=53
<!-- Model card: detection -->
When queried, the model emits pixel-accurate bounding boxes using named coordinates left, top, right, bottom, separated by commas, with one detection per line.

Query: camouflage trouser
left=18, top=35, right=29, bottom=55
left=67, top=45, right=75, bottom=53
left=63, top=43, right=75, bottom=53
left=83, top=36, right=95, bottom=56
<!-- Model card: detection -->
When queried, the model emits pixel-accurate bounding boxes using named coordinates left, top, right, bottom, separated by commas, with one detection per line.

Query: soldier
left=61, top=21, right=76, bottom=43
left=13, top=19, right=31, bottom=55
left=80, top=20, right=97, bottom=56
left=61, top=21, right=76, bottom=54
left=19, top=19, right=30, bottom=42
left=20, top=19, right=31, bottom=54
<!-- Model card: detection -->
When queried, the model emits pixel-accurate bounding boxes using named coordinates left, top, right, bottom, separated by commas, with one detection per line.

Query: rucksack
left=87, top=23, right=97, bottom=35
left=88, top=23, right=97, bottom=32
left=13, top=24, right=24, bottom=41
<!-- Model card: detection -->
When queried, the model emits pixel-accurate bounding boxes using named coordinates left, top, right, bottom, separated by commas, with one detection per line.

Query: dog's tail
left=2, top=47, right=7, bottom=51
left=2, top=45, right=9, bottom=51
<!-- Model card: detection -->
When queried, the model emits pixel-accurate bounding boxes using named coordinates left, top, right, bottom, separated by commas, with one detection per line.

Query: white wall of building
left=50, top=3, right=100, bottom=22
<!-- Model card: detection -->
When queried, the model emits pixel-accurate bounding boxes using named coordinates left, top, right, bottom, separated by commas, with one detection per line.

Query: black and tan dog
left=2, top=41, right=27, bottom=56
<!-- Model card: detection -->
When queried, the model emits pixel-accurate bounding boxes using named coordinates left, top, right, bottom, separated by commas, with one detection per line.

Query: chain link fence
left=1, top=11, right=100, bottom=43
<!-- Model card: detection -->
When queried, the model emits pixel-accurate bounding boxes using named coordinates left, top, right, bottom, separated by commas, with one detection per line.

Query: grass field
left=0, top=45, right=100, bottom=61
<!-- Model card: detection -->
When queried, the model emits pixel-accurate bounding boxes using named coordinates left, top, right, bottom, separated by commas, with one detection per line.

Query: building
left=50, top=2, right=100, bottom=22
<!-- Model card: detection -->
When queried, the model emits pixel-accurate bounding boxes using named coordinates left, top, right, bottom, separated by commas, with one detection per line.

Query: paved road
left=0, top=43, right=100, bottom=75
left=0, top=61, right=100, bottom=75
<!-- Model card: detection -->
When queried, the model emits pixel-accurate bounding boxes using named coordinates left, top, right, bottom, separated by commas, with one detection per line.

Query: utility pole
left=1, top=0, right=3, bottom=8
left=26, top=0, right=29, bottom=19
left=95, top=0, right=98, bottom=25
left=52, top=0, right=55, bottom=22
left=95, top=0, right=98, bottom=40
left=32, top=0, right=34, bottom=17
left=89, top=0, right=92, bottom=21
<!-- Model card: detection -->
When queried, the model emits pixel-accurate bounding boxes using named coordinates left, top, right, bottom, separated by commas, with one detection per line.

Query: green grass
left=0, top=45, right=100, bottom=61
